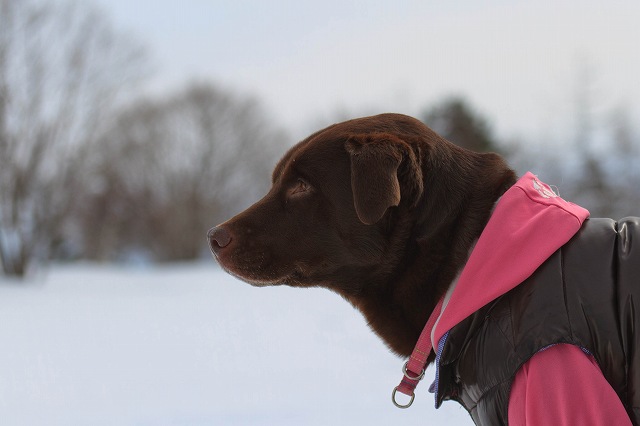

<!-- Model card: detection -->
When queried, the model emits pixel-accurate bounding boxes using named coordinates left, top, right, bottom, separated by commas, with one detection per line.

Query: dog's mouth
left=208, top=225, right=312, bottom=287
left=229, top=273, right=283, bottom=288
left=214, top=254, right=306, bottom=288
left=224, top=269, right=305, bottom=288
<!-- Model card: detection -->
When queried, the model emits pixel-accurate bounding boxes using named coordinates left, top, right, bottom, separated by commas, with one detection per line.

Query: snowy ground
left=0, top=263, right=472, bottom=425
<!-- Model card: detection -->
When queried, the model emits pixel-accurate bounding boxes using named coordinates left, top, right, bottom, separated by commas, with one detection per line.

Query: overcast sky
left=93, top=0, right=640, bottom=141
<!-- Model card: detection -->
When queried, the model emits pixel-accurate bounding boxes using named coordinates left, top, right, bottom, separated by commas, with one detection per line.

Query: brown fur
left=209, top=113, right=516, bottom=358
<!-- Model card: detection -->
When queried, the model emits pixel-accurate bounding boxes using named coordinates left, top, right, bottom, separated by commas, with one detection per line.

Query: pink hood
left=432, top=172, right=590, bottom=347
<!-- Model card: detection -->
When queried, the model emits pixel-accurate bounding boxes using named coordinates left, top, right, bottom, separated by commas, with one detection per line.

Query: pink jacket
left=432, top=172, right=632, bottom=425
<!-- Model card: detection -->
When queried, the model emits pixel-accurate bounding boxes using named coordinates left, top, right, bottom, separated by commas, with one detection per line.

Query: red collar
left=392, top=297, right=444, bottom=408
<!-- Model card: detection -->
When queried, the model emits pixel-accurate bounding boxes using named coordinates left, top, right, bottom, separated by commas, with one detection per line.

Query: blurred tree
left=568, top=61, right=612, bottom=215
left=77, top=83, right=288, bottom=262
left=564, top=62, right=640, bottom=219
left=514, top=60, right=640, bottom=219
left=0, top=0, right=146, bottom=276
left=571, top=105, right=640, bottom=218
left=421, top=97, right=499, bottom=153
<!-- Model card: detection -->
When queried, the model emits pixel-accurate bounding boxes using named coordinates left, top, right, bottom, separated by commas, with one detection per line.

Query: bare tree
left=598, top=107, right=640, bottom=217
left=77, top=83, right=288, bottom=262
left=0, top=0, right=146, bottom=276
left=562, top=61, right=638, bottom=218
left=520, top=61, right=640, bottom=219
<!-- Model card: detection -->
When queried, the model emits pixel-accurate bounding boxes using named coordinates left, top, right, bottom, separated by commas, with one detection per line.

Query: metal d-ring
left=392, top=387, right=415, bottom=409
left=402, top=361, right=425, bottom=381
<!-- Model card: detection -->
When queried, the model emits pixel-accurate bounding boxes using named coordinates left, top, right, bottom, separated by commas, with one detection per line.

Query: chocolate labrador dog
left=208, top=113, right=515, bottom=356
left=208, top=113, right=640, bottom=424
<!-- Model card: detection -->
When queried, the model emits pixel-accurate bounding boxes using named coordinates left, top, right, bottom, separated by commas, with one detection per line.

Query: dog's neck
left=348, top=150, right=517, bottom=357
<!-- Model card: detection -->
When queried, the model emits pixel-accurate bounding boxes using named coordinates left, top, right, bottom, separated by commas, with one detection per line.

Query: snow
left=0, top=263, right=472, bottom=425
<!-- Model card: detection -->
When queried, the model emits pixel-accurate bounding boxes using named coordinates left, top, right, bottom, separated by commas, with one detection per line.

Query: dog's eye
left=288, top=178, right=312, bottom=198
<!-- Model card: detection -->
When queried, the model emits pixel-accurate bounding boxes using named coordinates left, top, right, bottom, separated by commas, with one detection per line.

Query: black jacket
left=435, top=217, right=640, bottom=425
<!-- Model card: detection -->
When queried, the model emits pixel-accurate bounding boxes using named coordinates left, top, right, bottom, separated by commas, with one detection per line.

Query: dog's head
left=208, top=114, right=426, bottom=295
left=209, top=113, right=517, bottom=355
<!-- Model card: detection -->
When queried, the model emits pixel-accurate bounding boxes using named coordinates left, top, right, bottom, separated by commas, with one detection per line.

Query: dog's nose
left=208, top=226, right=232, bottom=254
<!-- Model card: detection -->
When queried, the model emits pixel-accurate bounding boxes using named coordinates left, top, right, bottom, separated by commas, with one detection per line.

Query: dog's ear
left=345, top=133, right=423, bottom=225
